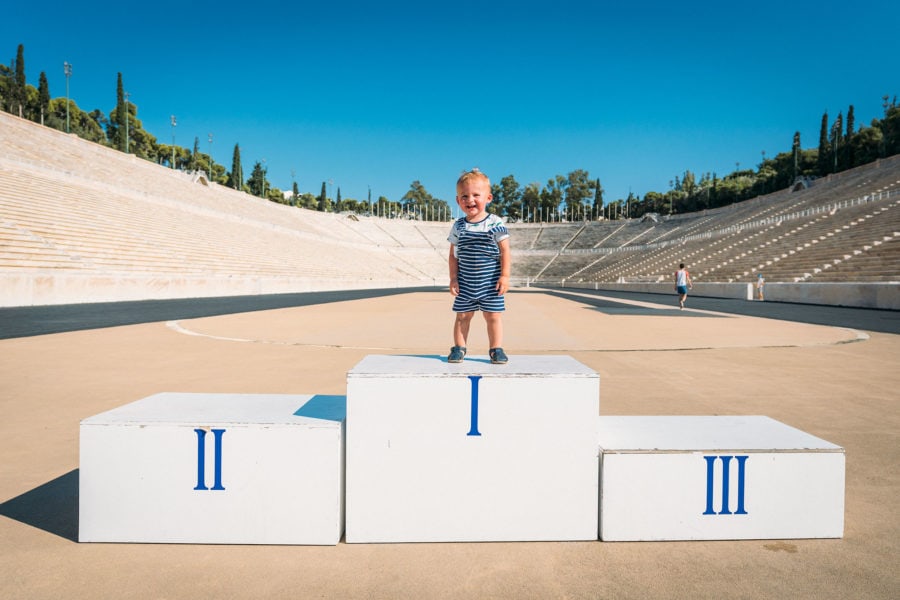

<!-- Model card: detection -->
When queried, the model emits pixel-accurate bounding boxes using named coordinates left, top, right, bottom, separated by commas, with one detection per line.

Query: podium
left=598, top=416, right=845, bottom=541
left=345, top=355, right=600, bottom=543
left=79, top=392, right=345, bottom=545
left=77, top=358, right=846, bottom=545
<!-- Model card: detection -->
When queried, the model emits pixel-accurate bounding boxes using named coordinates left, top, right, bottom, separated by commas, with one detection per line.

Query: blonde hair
left=457, top=167, right=491, bottom=191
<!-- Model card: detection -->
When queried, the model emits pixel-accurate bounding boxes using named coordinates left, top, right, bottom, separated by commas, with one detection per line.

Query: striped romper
left=448, top=214, right=509, bottom=313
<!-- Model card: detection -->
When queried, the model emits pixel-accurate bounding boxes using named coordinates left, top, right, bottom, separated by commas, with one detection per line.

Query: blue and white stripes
left=449, top=215, right=509, bottom=313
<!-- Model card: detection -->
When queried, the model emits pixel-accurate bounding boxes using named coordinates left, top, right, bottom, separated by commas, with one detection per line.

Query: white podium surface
left=79, top=392, right=345, bottom=545
left=345, top=354, right=600, bottom=543
left=598, top=416, right=845, bottom=541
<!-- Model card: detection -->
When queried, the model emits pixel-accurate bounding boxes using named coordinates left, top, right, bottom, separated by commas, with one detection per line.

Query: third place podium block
left=345, top=354, right=600, bottom=543
left=598, top=416, right=845, bottom=541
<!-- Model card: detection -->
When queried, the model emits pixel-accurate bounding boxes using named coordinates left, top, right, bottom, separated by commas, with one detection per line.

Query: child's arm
left=449, top=245, right=460, bottom=296
left=496, top=237, right=511, bottom=296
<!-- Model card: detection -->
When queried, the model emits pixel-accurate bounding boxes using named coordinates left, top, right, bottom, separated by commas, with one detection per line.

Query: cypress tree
left=817, top=111, right=829, bottom=176
left=192, top=136, right=200, bottom=171
left=845, top=105, right=856, bottom=168
left=113, top=73, right=127, bottom=150
left=792, top=131, right=801, bottom=181
left=13, top=44, right=25, bottom=117
left=229, top=143, right=242, bottom=189
left=593, top=177, right=603, bottom=219
left=831, top=113, right=843, bottom=173
left=38, top=71, right=50, bottom=124
left=318, top=182, right=327, bottom=211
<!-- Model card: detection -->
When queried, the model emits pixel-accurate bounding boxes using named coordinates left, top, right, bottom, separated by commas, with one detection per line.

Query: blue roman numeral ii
left=194, top=428, right=226, bottom=491
left=703, top=455, right=748, bottom=515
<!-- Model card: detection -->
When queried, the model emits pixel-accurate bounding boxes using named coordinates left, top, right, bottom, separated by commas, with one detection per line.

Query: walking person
left=674, top=263, right=692, bottom=310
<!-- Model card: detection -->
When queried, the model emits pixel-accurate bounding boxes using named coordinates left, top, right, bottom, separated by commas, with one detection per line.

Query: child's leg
left=483, top=311, right=503, bottom=349
left=454, top=311, right=474, bottom=347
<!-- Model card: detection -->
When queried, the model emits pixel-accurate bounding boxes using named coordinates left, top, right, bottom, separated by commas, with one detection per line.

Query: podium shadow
left=294, top=394, right=347, bottom=421
left=399, top=354, right=494, bottom=365
left=0, top=469, right=79, bottom=542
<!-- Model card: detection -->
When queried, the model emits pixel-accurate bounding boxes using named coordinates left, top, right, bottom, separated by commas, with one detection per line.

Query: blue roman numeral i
left=467, top=375, right=482, bottom=437
left=194, top=428, right=226, bottom=491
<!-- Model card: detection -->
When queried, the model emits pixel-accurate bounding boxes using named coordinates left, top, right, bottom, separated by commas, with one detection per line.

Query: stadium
left=1, top=107, right=899, bottom=599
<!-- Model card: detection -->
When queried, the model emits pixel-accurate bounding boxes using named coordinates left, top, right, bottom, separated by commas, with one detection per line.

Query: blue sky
left=8, top=0, right=899, bottom=211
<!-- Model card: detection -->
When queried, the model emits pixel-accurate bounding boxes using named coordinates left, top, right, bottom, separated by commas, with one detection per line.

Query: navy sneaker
left=489, top=347, right=508, bottom=364
left=448, top=346, right=466, bottom=363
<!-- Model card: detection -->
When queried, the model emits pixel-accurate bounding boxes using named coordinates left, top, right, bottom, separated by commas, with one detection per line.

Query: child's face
left=456, top=178, right=492, bottom=220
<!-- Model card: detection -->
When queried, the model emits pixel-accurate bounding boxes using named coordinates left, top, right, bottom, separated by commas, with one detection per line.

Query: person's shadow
left=0, top=469, right=79, bottom=542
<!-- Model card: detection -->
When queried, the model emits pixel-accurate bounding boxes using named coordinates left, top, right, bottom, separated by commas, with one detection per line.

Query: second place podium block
left=345, top=355, right=600, bottom=543
left=79, top=392, right=346, bottom=545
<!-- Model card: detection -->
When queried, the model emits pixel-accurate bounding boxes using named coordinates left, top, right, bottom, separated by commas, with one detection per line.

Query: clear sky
left=8, top=0, right=899, bottom=212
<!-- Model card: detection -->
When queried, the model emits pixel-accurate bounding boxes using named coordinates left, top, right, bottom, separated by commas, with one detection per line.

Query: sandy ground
left=1, top=290, right=898, bottom=599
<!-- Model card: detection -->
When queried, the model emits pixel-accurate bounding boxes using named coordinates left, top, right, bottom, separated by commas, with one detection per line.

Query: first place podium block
left=598, top=416, right=845, bottom=541
left=79, top=392, right=345, bottom=545
left=345, top=355, right=600, bottom=543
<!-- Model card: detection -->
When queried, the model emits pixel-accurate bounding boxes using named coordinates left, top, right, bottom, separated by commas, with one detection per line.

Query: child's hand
left=450, top=279, right=459, bottom=296
left=496, top=275, right=510, bottom=296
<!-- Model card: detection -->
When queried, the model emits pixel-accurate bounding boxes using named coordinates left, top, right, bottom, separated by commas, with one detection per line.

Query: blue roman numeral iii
left=194, top=428, right=226, bottom=491
left=703, top=455, right=748, bottom=515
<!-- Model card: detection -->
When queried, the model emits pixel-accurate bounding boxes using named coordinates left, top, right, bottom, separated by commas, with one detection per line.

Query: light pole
left=124, top=91, right=130, bottom=153
left=63, top=61, right=72, bottom=133
left=170, top=115, right=177, bottom=168
left=207, top=133, right=213, bottom=181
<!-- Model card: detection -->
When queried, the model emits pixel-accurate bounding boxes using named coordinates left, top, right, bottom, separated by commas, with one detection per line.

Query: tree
left=522, top=183, right=540, bottom=222
left=247, top=161, right=266, bottom=197
left=792, top=131, right=801, bottom=181
left=399, top=181, right=450, bottom=221
left=110, top=73, right=128, bottom=151
left=830, top=113, right=843, bottom=172
left=317, top=181, right=330, bottom=212
left=291, top=181, right=299, bottom=207
left=335, top=187, right=343, bottom=212
left=228, top=144, right=243, bottom=189
left=850, top=124, right=882, bottom=165
left=37, top=71, right=49, bottom=124
left=563, top=169, right=592, bottom=220
left=6, top=44, right=26, bottom=117
left=817, top=110, right=830, bottom=175
left=883, top=97, right=900, bottom=157
left=192, top=136, right=201, bottom=171
left=540, top=176, right=565, bottom=221
left=297, top=192, right=317, bottom=209
left=844, top=105, right=856, bottom=168
left=45, top=98, right=106, bottom=142
left=0, top=61, right=10, bottom=112
left=592, top=178, right=604, bottom=220
left=401, top=180, right=433, bottom=218
left=491, top=174, right=521, bottom=219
